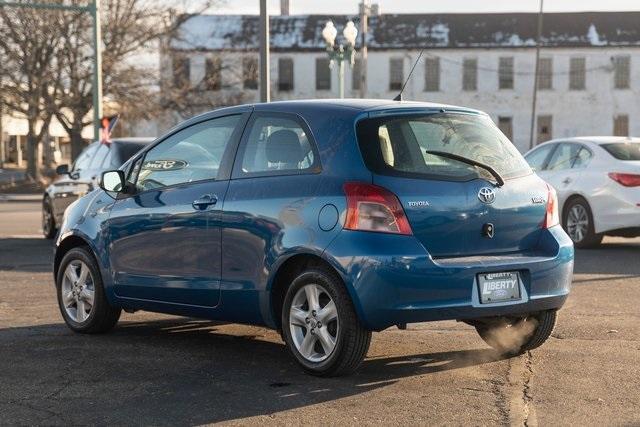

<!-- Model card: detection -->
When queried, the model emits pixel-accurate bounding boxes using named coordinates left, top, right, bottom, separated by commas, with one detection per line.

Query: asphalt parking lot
left=1, top=201, right=639, bottom=426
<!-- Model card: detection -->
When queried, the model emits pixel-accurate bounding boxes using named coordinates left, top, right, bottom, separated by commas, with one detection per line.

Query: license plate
left=478, top=272, right=521, bottom=304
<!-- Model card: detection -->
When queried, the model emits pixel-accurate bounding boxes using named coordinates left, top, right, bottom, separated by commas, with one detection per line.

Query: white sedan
left=524, top=137, right=640, bottom=248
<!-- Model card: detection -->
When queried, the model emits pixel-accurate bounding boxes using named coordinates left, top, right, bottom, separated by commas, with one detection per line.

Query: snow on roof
left=171, top=12, right=640, bottom=52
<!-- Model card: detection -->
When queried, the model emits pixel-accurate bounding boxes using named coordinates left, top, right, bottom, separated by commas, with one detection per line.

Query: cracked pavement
left=1, top=202, right=639, bottom=425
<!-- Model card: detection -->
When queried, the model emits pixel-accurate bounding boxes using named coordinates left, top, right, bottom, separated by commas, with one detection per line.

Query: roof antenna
left=394, top=48, right=425, bottom=101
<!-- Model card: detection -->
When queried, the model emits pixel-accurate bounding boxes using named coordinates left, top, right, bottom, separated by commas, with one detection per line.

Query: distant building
left=164, top=12, right=640, bottom=151
left=0, top=113, right=75, bottom=167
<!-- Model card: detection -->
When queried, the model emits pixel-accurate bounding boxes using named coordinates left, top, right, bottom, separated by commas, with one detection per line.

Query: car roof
left=172, top=99, right=486, bottom=137
left=254, top=98, right=484, bottom=114
left=90, top=137, right=155, bottom=145
left=111, top=137, right=155, bottom=144
left=540, top=136, right=640, bottom=146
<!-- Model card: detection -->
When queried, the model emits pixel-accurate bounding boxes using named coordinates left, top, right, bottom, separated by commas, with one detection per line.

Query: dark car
left=53, top=100, right=573, bottom=376
left=42, top=138, right=153, bottom=238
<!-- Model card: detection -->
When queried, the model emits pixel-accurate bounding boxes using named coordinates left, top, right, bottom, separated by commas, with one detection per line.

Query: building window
left=243, top=57, right=258, bottom=89
left=389, top=58, right=404, bottom=91
left=569, top=57, right=586, bottom=90
left=173, top=57, right=190, bottom=88
left=498, top=117, right=513, bottom=141
left=499, top=57, right=514, bottom=89
left=613, top=115, right=629, bottom=136
left=352, top=58, right=362, bottom=91
left=204, top=57, right=222, bottom=91
left=613, top=56, right=630, bottom=89
left=537, top=115, right=553, bottom=144
left=462, top=58, right=477, bottom=91
left=316, top=58, right=331, bottom=91
left=538, top=57, right=553, bottom=90
left=278, top=57, right=294, bottom=91
left=424, top=57, right=440, bottom=92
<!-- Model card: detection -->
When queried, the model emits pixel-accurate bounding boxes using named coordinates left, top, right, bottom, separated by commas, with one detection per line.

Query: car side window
left=572, top=147, right=592, bottom=168
left=72, top=143, right=99, bottom=172
left=525, top=145, right=555, bottom=171
left=546, top=143, right=581, bottom=171
left=135, top=115, right=240, bottom=192
left=238, top=115, right=319, bottom=176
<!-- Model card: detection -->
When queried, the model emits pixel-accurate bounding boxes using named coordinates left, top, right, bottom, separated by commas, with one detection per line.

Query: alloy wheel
left=61, top=260, right=95, bottom=323
left=289, top=283, right=339, bottom=363
left=42, top=204, right=53, bottom=236
left=566, top=204, right=589, bottom=243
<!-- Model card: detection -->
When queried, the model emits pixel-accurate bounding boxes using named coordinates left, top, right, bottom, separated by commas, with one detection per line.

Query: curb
left=0, top=194, right=42, bottom=202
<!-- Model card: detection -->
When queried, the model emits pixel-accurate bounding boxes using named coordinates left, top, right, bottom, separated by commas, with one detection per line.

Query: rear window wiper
left=424, top=150, right=505, bottom=187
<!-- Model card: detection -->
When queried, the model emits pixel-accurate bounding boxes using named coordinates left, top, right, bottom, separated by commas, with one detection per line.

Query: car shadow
left=0, top=237, right=53, bottom=273
left=573, top=237, right=640, bottom=277
left=0, top=318, right=502, bottom=425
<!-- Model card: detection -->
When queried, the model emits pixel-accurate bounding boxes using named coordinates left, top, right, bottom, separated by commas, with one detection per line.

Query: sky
left=214, top=0, right=640, bottom=14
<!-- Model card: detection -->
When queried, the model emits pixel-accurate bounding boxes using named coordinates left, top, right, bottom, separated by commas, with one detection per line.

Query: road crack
left=522, top=351, right=535, bottom=427
left=505, top=352, right=538, bottom=427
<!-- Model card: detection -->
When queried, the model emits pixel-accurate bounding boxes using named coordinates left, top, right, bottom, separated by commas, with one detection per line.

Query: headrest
left=266, top=129, right=305, bottom=165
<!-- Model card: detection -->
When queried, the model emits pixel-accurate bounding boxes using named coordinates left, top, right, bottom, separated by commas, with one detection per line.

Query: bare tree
left=0, top=6, right=67, bottom=179
left=54, top=0, right=222, bottom=160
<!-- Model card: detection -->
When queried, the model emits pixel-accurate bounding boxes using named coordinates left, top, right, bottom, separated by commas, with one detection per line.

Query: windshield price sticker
left=143, top=160, right=187, bottom=171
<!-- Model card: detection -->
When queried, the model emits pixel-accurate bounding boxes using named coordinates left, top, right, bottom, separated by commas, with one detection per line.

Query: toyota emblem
left=478, top=187, right=496, bottom=204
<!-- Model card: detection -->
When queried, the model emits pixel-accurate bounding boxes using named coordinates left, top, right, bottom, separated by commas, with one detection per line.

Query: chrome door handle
left=192, top=194, right=218, bottom=210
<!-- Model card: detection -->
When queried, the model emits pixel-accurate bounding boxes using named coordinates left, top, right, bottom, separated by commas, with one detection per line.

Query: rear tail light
left=543, top=183, right=559, bottom=229
left=608, top=172, right=640, bottom=187
left=343, top=182, right=412, bottom=235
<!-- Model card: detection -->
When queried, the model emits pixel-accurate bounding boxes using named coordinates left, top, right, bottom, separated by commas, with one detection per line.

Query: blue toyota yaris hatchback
left=54, top=100, right=574, bottom=376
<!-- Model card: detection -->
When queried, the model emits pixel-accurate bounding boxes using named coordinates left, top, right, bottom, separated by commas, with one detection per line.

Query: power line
left=422, top=52, right=615, bottom=76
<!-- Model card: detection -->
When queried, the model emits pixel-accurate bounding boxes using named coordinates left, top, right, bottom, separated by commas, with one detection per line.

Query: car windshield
left=601, top=143, right=640, bottom=161
left=357, top=113, right=531, bottom=181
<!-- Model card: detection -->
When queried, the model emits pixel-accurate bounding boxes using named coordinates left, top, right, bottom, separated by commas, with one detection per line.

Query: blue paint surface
left=55, top=100, right=574, bottom=331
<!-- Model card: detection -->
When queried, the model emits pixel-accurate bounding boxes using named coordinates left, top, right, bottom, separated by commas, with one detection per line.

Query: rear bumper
left=324, top=226, right=574, bottom=331
left=592, top=185, right=640, bottom=234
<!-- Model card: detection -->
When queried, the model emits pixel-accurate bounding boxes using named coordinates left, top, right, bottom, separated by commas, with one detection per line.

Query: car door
left=51, top=142, right=100, bottom=218
left=106, top=113, right=247, bottom=307
left=219, top=112, right=324, bottom=323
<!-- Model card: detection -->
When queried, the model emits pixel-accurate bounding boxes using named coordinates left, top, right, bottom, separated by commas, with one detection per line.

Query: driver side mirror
left=100, top=170, right=126, bottom=193
left=55, top=164, right=69, bottom=175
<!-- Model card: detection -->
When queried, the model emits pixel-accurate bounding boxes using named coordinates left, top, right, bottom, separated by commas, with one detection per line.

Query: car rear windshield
left=356, top=113, right=531, bottom=182
left=601, top=143, right=640, bottom=161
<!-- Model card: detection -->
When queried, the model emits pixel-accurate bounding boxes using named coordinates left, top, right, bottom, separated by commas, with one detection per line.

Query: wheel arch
left=561, top=194, right=605, bottom=243
left=54, top=234, right=94, bottom=280
left=561, top=193, right=590, bottom=222
left=268, top=252, right=359, bottom=331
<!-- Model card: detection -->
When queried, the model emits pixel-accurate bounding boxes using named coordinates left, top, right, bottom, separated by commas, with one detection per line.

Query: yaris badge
left=478, top=187, right=496, bottom=204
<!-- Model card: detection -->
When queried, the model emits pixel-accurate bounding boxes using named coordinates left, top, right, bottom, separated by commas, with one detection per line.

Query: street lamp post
left=322, top=21, right=358, bottom=99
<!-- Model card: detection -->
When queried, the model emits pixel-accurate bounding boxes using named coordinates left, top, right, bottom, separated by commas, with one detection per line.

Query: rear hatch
left=357, top=111, right=548, bottom=257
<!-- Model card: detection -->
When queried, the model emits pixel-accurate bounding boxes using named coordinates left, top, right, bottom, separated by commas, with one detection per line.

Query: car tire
left=474, top=310, right=557, bottom=355
left=562, top=197, right=603, bottom=248
left=281, top=265, right=371, bottom=377
left=42, top=198, right=57, bottom=239
left=56, top=247, right=121, bottom=334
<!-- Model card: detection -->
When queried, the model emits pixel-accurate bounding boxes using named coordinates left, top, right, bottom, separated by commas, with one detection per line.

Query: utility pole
left=359, top=1, right=369, bottom=98
left=91, top=0, right=103, bottom=141
left=0, top=76, right=4, bottom=168
left=0, top=0, right=103, bottom=141
left=529, top=0, right=544, bottom=149
left=259, top=0, right=270, bottom=103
